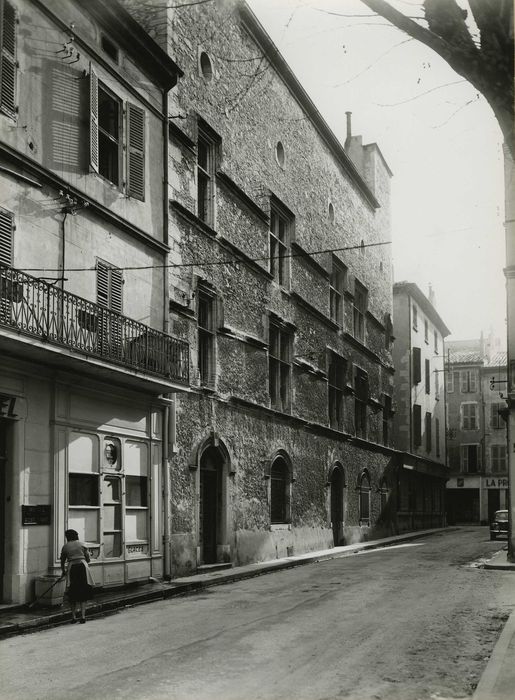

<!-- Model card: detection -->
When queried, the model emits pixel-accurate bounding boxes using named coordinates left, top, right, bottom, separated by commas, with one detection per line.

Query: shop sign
left=484, top=478, right=509, bottom=489
left=22, top=505, right=51, bottom=526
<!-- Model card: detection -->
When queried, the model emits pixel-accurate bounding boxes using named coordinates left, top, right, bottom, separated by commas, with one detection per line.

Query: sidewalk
left=474, top=545, right=515, bottom=700
left=0, top=527, right=446, bottom=639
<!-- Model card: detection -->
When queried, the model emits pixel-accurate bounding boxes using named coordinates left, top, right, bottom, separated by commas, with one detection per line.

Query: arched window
left=359, top=471, right=371, bottom=526
left=270, top=457, right=289, bottom=524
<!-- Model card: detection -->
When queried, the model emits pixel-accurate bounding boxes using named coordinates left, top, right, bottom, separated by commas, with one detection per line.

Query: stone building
left=445, top=338, right=508, bottom=525
left=0, top=0, right=187, bottom=603
left=392, top=282, right=450, bottom=530
left=124, top=0, right=397, bottom=574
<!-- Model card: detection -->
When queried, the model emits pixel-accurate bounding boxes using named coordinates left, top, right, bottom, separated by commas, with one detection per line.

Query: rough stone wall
left=127, top=0, right=398, bottom=572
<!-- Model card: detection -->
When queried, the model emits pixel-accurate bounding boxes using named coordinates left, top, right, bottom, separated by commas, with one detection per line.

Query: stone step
left=196, top=562, right=233, bottom=574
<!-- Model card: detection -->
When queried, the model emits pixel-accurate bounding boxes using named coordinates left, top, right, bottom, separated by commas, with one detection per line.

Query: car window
left=496, top=512, right=508, bottom=521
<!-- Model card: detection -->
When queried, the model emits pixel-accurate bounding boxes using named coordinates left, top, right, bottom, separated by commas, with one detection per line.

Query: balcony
left=0, top=266, right=189, bottom=391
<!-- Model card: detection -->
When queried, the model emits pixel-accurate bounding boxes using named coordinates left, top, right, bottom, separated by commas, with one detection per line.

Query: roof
left=447, top=351, right=483, bottom=365
left=393, top=281, right=451, bottom=336
left=485, top=351, right=508, bottom=368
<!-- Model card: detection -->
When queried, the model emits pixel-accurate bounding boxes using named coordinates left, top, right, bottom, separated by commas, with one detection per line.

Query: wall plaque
left=22, top=505, right=51, bottom=526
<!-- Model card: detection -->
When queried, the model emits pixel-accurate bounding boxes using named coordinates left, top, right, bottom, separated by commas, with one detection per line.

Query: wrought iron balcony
left=0, top=265, right=189, bottom=385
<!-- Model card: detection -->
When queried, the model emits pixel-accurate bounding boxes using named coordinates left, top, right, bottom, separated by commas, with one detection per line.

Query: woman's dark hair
left=65, top=529, right=79, bottom=541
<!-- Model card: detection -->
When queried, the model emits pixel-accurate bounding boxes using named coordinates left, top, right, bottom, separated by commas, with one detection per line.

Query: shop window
left=0, top=0, right=17, bottom=119
left=328, top=351, right=346, bottom=431
left=269, top=203, right=291, bottom=286
left=358, top=471, right=371, bottom=526
left=103, top=475, right=122, bottom=558
left=270, top=456, right=290, bottom=524
left=269, top=319, right=291, bottom=413
left=461, top=402, right=478, bottom=430
left=353, top=281, right=367, bottom=343
left=197, top=287, right=216, bottom=387
left=67, top=432, right=100, bottom=544
left=90, top=67, right=145, bottom=200
left=197, top=126, right=217, bottom=225
left=124, top=440, right=149, bottom=545
left=329, top=256, right=345, bottom=326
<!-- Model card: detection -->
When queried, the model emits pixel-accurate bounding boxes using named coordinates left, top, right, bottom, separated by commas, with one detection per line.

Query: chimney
left=428, top=283, right=435, bottom=307
left=345, top=111, right=352, bottom=148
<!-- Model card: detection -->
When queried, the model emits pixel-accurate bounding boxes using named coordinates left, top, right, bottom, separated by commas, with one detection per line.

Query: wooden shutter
left=89, top=64, right=99, bottom=173
left=110, top=266, right=123, bottom=313
left=96, top=262, right=123, bottom=312
left=0, top=0, right=17, bottom=118
left=126, top=103, right=145, bottom=200
left=97, top=262, right=109, bottom=308
left=0, top=207, right=13, bottom=266
left=412, top=347, right=421, bottom=384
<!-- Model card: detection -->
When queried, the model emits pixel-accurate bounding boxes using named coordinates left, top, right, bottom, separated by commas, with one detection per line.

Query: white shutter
left=0, top=0, right=17, bottom=118
left=89, top=63, right=99, bottom=173
left=0, top=207, right=13, bottom=266
left=126, top=103, right=145, bottom=201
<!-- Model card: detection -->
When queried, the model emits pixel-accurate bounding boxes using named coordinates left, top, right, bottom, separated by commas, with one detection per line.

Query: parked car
left=490, top=510, right=509, bottom=540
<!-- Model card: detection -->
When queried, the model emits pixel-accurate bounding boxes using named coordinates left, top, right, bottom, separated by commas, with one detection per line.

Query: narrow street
left=1, top=528, right=513, bottom=700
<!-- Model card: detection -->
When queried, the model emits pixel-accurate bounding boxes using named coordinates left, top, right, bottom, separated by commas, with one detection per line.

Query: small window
left=269, top=320, right=292, bottom=413
left=197, top=288, right=216, bottom=387
left=101, top=35, right=119, bottom=63
left=329, top=257, right=345, bottom=326
left=358, top=471, right=371, bottom=525
left=328, top=352, right=346, bottom=431
left=269, top=203, right=291, bottom=287
left=270, top=457, right=290, bottom=524
left=200, top=51, right=213, bottom=80
left=275, top=141, right=285, bottom=168
left=328, top=201, right=335, bottom=223
left=353, top=282, right=367, bottom=343
left=360, top=240, right=365, bottom=256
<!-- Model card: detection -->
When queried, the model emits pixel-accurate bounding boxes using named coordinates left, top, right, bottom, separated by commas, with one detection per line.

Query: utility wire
left=19, top=240, right=391, bottom=274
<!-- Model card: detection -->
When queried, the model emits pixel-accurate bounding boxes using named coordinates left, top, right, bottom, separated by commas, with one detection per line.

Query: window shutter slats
left=0, top=207, right=13, bottom=266
left=97, top=263, right=109, bottom=308
left=110, top=267, right=123, bottom=313
left=89, top=63, right=99, bottom=173
left=0, top=0, right=17, bottom=117
left=127, top=102, right=145, bottom=201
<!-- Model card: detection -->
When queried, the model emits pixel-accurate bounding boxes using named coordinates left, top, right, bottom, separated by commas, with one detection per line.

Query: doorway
left=330, top=465, right=344, bottom=546
left=199, top=446, right=224, bottom=564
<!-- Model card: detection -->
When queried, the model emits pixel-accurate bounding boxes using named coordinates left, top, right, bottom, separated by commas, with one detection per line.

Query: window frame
left=358, top=470, right=371, bottom=526
left=491, top=444, right=507, bottom=473
left=97, top=82, right=122, bottom=187
left=353, top=365, right=368, bottom=439
left=270, top=456, right=291, bottom=525
left=425, top=358, right=431, bottom=394
left=460, top=369, right=478, bottom=393
left=197, top=125, right=217, bottom=226
left=268, top=319, right=292, bottom=413
left=425, top=411, right=432, bottom=452
left=461, top=402, right=478, bottom=431
left=329, top=256, right=346, bottom=326
left=413, top=403, right=422, bottom=447
left=490, top=403, right=504, bottom=430
left=353, top=281, right=367, bottom=343
left=413, top=347, right=421, bottom=384
left=461, top=443, right=480, bottom=473
left=197, top=286, right=216, bottom=387
left=328, top=351, right=346, bottom=431
left=269, top=202, right=292, bottom=287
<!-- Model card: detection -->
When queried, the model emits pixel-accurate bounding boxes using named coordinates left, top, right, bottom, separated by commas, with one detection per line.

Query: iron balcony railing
left=0, top=265, right=189, bottom=385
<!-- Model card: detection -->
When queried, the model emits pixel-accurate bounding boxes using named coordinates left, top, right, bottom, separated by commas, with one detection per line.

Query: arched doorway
left=330, top=464, right=345, bottom=545
left=199, top=446, right=224, bottom=564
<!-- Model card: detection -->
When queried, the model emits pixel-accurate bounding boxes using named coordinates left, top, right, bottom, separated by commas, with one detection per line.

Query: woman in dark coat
left=60, top=529, right=94, bottom=623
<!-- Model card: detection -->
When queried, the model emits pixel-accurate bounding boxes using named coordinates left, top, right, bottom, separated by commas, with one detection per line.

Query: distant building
left=392, top=282, right=450, bottom=530
left=445, top=337, right=508, bottom=525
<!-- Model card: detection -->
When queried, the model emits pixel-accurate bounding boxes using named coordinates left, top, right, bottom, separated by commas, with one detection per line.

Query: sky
left=246, top=0, right=507, bottom=346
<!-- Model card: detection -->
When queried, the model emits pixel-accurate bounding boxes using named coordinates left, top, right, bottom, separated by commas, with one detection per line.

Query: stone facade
left=125, top=0, right=399, bottom=575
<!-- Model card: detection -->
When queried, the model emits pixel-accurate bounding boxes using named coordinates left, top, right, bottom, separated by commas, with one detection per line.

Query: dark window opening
left=270, top=458, right=289, bottom=524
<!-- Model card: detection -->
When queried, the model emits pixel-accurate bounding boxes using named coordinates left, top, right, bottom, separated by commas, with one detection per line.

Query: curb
left=473, top=609, right=515, bottom=700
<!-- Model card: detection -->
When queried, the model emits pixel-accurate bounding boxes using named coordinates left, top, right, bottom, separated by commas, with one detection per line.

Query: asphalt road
left=1, top=528, right=514, bottom=700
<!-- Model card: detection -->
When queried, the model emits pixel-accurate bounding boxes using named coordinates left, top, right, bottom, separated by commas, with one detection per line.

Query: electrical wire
left=19, top=240, right=391, bottom=274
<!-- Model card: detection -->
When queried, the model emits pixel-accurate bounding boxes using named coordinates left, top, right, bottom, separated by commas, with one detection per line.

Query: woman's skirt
left=66, top=562, right=94, bottom=603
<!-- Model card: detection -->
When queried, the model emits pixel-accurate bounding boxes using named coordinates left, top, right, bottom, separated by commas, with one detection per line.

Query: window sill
left=270, top=523, right=291, bottom=531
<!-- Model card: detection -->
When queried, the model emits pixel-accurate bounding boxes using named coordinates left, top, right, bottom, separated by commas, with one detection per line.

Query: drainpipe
left=163, top=403, right=172, bottom=579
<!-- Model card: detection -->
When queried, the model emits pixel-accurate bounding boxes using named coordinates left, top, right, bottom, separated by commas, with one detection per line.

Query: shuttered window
left=0, top=207, right=13, bottom=266
left=461, top=402, right=478, bottom=430
left=0, top=0, right=17, bottom=118
left=413, top=403, right=422, bottom=447
left=97, top=261, right=123, bottom=312
left=127, top=103, right=145, bottom=201
left=89, top=64, right=99, bottom=173
left=413, top=347, right=421, bottom=384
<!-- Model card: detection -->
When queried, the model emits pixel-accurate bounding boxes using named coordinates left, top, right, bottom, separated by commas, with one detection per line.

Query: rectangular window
left=425, top=412, right=432, bottom=452
left=354, top=366, right=368, bottom=438
left=461, top=444, right=479, bottom=473
left=491, top=445, right=507, bottom=473
left=269, top=320, right=291, bottom=413
left=197, top=128, right=216, bottom=225
left=97, top=84, right=121, bottom=185
left=461, top=402, right=478, bottom=430
left=425, top=358, right=430, bottom=394
left=353, top=281, right=367, bottom=343
left=329, top=257, right=345, bottom=326
left=269, top=204, right=291, bottom=286
left=413, top=404, right=422, bottom=447
left=490, top=403, right=504, bottom=429
left=413, top=347, right=421, bottom=384
left=434, top=330, right=439, bottom=354
left=97, top=260, right=123, bottom=312
left=447, top=370, right=454, bottom=393
left=0, top=206, right=13, bottom=266
left=328, top=352, right=346, bottom=431
left=0, top=0, right=17, bottom=118
left=197, top=288, right=216, bottom=387
left=412, top=304, right=418, bottom=330
left=382, top=394, right=392, bottom=446
left=435, top=417, right=440, bottom=458
left=460, top=369, right=478, bottom=393
left=424, top=319, right=429, bottom=343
